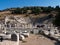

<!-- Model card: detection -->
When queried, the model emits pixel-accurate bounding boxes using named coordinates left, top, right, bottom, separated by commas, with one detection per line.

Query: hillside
left=0, top=6, right=59, bottom=24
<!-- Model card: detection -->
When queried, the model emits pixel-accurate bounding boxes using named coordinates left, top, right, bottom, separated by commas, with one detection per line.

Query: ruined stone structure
left=5, top=16, right=34, bottom=29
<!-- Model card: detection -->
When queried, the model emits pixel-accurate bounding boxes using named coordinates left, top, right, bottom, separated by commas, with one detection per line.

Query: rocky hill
left=0, top=6, right=58, bottom=25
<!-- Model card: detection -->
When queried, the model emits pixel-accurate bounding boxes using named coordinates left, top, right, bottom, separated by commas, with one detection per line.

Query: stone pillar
left=17, top=33, right=19, bottom=45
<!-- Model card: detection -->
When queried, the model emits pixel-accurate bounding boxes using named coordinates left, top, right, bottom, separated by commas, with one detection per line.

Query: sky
left=0, top=0, right=60, bottom=10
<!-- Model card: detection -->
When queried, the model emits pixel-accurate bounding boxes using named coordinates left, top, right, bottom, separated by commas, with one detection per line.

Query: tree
left=53, top=12, right=60, bottom=27
left=22, top=8, right=27, bottom=14
left=12, top=8, right=22, bottom=14
left=42, top=6, right=54, bottom=13
left=55, top=5, right=60, bottom=12
left=32, top=7, right=41, bottom=15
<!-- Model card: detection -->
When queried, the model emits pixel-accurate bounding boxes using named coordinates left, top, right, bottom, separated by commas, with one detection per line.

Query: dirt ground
left=0, top=40, right=18, bottom=45
left=0, top=34, right=58, bottom=45
left=19, top=34, right=55, bottom=45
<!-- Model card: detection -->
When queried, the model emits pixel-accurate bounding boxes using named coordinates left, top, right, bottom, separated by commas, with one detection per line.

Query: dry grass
left=0, top=10, right=50, bottom=20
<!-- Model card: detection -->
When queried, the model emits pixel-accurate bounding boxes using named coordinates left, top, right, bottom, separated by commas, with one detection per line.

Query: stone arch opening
left=11, top=34, right=17, bottom=41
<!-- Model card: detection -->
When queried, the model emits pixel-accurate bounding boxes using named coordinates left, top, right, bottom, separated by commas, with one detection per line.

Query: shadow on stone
left=22, top=40, right=27, bottom=43
left=11, top=34, right=17, bottom=41
left=55, top=41, right=60, bottom=45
